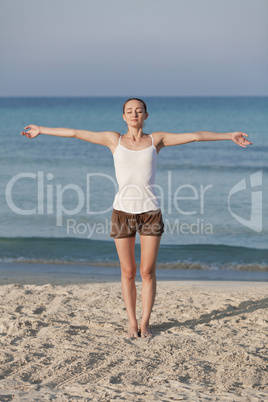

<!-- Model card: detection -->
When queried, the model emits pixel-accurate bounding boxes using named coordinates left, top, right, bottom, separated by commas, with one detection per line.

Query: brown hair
left=123, top=98, right=147, bottom=113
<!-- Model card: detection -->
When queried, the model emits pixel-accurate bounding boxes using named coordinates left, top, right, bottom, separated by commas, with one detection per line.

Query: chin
left=129, top=122, right=142, bottom=128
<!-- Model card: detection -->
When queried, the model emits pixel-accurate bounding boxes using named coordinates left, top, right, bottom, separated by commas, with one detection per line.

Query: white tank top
left=113, top=134, right=160, bottom=213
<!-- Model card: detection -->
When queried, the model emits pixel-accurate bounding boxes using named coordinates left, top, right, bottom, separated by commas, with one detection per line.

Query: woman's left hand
left=231, top=132, right=253, bottom=148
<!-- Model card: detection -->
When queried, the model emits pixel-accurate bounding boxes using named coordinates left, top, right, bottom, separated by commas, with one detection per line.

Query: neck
left=126, top=127, right=144, bottom=140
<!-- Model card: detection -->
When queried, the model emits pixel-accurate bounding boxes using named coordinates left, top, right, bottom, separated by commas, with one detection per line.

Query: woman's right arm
left=21, top=125, right=120, bottom=148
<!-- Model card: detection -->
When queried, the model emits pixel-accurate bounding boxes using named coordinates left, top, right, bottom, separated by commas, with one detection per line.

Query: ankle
left=140, top=318, right=150, bottom=328
left=129, top=319, right=138, bottom=329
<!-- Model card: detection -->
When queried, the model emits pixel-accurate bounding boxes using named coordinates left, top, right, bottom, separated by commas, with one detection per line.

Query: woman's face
left=122, top=99, right=148, bottom=128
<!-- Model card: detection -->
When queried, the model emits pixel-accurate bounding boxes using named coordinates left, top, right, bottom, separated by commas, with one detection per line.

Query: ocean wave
left=0, top=257, right=267, bottom=272
left=1, top=237, right=268, bottom=272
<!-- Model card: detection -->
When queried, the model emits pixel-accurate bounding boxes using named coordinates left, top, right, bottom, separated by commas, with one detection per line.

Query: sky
left=1, top=0, right=267, bottom=96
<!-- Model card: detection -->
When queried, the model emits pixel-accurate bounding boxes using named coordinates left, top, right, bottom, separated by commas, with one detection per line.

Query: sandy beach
left=0, top=270, right=267, bottom=401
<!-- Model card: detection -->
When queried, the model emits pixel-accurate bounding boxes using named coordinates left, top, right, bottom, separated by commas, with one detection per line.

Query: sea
left=0, top=97, right=267, bottom=274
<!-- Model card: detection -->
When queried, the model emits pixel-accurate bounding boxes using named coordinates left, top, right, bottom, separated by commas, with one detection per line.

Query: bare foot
left=140, top=321, right=153, bottom=338
left=126, top=322, right=139, bottom=338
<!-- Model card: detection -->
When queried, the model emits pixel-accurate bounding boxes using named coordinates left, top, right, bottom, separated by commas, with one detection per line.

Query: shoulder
left=106, top=131, right=121, bottom=139
left=150, top=132, right=166, bottom=152
left=103, top=131, right=120, bottom=144
left=106, top=131, right=121, bottom=153
left=151, top=132, right=169, bottom=141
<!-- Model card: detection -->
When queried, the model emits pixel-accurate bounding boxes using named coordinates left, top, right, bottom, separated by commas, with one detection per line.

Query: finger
left=24, top=125, right=30, bottom=129
left=236, top=139, right=246, bottom=147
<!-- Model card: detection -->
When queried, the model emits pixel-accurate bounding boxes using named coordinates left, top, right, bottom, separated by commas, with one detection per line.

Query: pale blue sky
left=1, top=0, right=267, bottom=96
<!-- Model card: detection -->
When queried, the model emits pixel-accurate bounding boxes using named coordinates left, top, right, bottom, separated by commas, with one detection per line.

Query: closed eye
left=126, top=108, right=143, bottom=113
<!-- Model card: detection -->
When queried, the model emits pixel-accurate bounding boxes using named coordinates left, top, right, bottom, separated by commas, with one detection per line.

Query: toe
left=126, top=331, right=139, bottom=338
left=141, top=331, right=153, bottom=338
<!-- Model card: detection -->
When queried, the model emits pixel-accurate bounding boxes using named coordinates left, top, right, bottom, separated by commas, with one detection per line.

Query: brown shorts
left=110, top=208, right=164, bottom=239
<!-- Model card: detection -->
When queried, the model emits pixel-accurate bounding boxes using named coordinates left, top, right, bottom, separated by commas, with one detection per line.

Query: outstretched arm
left=21, top=125, right=120, bottom=149
left=152, top=131, right=252, bottom=152
left=196, top=131, right=252, bottom=148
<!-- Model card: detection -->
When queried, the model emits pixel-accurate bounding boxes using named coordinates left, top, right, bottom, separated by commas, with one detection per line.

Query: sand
left=0, top=278, right=267, bottom=401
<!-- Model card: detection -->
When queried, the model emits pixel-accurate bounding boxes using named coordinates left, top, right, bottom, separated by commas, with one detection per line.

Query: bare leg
left=139, top=235, right=161, bottom=337
left=114, top=237, right=138, bottom=337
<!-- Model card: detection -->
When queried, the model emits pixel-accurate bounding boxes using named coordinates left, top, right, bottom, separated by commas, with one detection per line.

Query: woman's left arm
left=196, top=131, right=252, bottom=148
left=152, top=131, right=253, bottom=152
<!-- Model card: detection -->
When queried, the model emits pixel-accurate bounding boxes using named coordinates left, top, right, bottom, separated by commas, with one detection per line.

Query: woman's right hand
left=21, top=125, right=41, bottom=139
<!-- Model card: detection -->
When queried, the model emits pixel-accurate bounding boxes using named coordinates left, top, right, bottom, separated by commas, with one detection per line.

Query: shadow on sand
left=152, top=297, right=268, bottom=333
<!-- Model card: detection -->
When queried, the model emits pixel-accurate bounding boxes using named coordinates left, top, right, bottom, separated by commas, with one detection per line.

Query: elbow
left=73, top=129, right=78, bottom=138
left=194, top=132, right=201, bottom=142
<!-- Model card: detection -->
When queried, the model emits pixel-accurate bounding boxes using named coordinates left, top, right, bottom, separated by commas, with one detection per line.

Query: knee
left=121, top=265, right=136, bottom=281
left=140, top=265, right=155, bottom=282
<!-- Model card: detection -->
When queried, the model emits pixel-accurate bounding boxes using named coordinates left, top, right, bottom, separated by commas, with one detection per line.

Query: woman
left=21, top=98, right=252, bottom=338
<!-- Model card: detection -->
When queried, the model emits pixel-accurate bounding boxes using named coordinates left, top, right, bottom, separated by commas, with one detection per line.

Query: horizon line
left=0, top=94, right=268, bottom=98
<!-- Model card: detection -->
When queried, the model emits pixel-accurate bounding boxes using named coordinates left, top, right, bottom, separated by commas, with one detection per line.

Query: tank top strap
left=150, top=134, right=154, bottom=146
left=118, top=135, right=122, bottom=145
